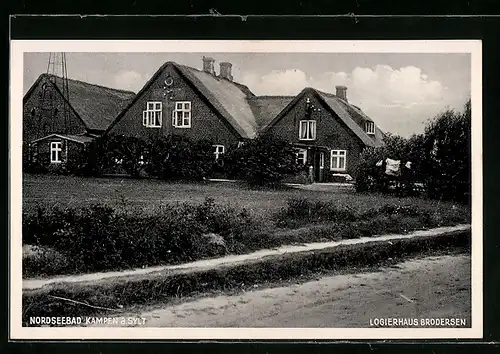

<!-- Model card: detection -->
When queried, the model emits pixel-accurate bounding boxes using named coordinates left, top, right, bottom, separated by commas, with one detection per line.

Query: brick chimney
left=335, top=85, right=348, bottom=102
left=219, top=62, right=233, bottom=81
left=202, top=56, right=216, bottom=75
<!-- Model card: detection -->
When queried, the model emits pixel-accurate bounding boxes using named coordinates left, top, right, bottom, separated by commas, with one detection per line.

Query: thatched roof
left=107, top=60, right=383, bottom=145
left=25, top=74, right=136, bottom=131
left=261, top=87, right=385, bottom=148
left=247, top=96, right=295, bottom=129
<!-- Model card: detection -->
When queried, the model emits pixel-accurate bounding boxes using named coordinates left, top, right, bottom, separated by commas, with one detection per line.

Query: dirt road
left=93, top=254, right=471, bottom=328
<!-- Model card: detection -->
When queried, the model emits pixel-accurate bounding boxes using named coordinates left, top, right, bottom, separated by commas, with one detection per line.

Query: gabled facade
left=104, top=57, right=386, bottom=182
left=23, top=74, right=135, bottom=167
left=107, top=58, right=260, bottom=153
left=260, top=87, right=385, bottom=182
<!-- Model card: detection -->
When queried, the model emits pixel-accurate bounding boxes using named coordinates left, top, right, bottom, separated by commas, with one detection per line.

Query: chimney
left=202, top=56, right=216, bottom=75
left=219, top=62, right=233, bottom=81
left=335, top=85, right=348, bottom=102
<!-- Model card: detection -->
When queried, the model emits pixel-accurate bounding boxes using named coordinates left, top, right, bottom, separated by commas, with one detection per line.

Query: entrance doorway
left=313, top=150, right=325, bottom=182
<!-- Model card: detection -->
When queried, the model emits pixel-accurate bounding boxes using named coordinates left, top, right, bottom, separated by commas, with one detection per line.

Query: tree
left=422, top=99, right=471, bottom=203
left=224, top=136, right=304, bottom=186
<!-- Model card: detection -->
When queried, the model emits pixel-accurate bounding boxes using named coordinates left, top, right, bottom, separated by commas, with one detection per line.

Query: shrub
left=147, top=135, right=214, bottom=181
left=23, top=245, right=70, bottom=277
left=274, top=198, right=358, bottom=228
left=224, top=136, right=305, bottom=186
left=22, top=198, right=263, bottom=275
left=99, top=134, right=149, bottom=177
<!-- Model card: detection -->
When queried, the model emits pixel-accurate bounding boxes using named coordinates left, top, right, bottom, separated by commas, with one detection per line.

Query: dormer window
left=143, top=101, right=162, bottom=128
left=365, top=121, right=375, bottom=135
left=299, top=120, right=316, bottom=140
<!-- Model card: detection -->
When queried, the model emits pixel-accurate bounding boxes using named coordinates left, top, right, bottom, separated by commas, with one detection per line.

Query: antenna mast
left=46, top=53, right=70, bottom=132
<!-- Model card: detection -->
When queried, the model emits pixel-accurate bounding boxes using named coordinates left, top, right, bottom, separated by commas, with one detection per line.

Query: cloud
left=114, top=71, right=144, bottom=92
left=242, top=69, right=311, bottom=96
left=241, top=64, right=466, bottom=137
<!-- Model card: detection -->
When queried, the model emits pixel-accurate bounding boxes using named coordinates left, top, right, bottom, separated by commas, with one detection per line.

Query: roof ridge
left=43, top=73, right=136, bottom=95
left=175, top=62, right=255, bottom=96
left=249, top=95, right=296, bottom=99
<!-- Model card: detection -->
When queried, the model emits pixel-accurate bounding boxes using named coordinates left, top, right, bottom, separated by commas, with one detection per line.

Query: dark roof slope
left=315, top=90, right=384, bottom=147
left=247, top=96, right=295, bottom=129
left=26, top=74, right=136, bottom=131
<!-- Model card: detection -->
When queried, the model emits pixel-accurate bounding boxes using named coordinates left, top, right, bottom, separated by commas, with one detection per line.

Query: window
left=299, top=120, right=316, bottom=140
left=319, top=152, right=325, bottom=169
left=330, top=150, right=347, bottom=171
left=142, top=102, right=162, bottom=128
left=365, top=121, right=375, bottom=135
left=50, top=141, right=62, bottom=163
left=213, top=145, right=225, bottom=160
left=172, top=101, right=192, bottom=128
left=296, top=148, right=308, bottom=165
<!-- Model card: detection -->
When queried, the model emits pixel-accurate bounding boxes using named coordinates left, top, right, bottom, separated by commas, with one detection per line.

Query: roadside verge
left=22, top=224, right=471, bottom=324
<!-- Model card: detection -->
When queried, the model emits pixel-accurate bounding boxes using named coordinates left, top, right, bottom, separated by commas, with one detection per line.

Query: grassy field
left=22, top=173, right=471, bottom=278
left=22, top=174, right=466, bottom=218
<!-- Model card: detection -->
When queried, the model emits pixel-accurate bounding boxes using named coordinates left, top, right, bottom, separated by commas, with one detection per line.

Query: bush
left=23, top=245, right=70, bottom=277
left=275, top=197, right=358, bottom=228
left=147, top=135, right=215, bottom=181
left=224, top=136, right=305, bottom=186
left=22, top=199, right=263, bottom=275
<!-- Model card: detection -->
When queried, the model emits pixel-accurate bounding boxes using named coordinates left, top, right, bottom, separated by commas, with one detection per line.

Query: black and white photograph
left=10, top=40, right=482, bottom=340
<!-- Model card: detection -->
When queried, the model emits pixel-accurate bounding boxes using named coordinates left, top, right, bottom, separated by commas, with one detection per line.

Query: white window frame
left=213, top=145, right=225, bottom=160
left=296, top=148, right=308, bottom=165
left=319, top=152, right=325, bottom=169
left=365, top=121, right=375, bottom=135
left=299, top=120, right=316, bottom=141
left=330, top=150, right=347, bottom=171
left=50, top=141, right=62, bottom=163
left=142, top=101, right=162, bottom=128
left=172, top=101, right=192, bottom=128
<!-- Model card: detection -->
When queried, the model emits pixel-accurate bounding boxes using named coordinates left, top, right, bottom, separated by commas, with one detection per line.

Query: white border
left=10, top=40, right=483, bottom=340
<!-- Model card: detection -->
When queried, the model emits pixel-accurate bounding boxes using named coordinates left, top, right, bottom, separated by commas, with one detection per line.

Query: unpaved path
left=91, top=254, right=471, bottom=328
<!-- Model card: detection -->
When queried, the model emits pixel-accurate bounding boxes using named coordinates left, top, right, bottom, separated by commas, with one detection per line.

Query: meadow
left=21, top=174, right=471, bottom=277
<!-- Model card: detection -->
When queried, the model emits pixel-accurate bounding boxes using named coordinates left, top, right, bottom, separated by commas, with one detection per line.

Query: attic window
left=143, top=101, right=162, bottom=128
left=299, top=120, right=316, bottom=141
left=172, top=101, right=191, bottom=128
left=365, top=121, right=375, bottom=135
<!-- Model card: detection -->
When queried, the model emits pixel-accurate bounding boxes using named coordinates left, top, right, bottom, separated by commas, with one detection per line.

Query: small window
left=143, top=101, right=162, bottom=128
left=213, top=145, right=225, bottom=160
left=296, top=148, right=308, bottom=165
left=299, top=120, right=316, bottom=140
left=330, top=150, right=347, bottom=171
left=172, top=101, right=192, bottom=128
left=50, top=141, right=62, bottom=163
left=365, top=121, right=375, bottom=135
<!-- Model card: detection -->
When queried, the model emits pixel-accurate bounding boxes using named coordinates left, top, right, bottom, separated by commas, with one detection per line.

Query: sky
left=23, top=52, right=471, bottom=137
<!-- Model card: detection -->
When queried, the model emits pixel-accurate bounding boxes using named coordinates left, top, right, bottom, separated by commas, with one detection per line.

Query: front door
left=313, top=151, right=325, bottom=182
